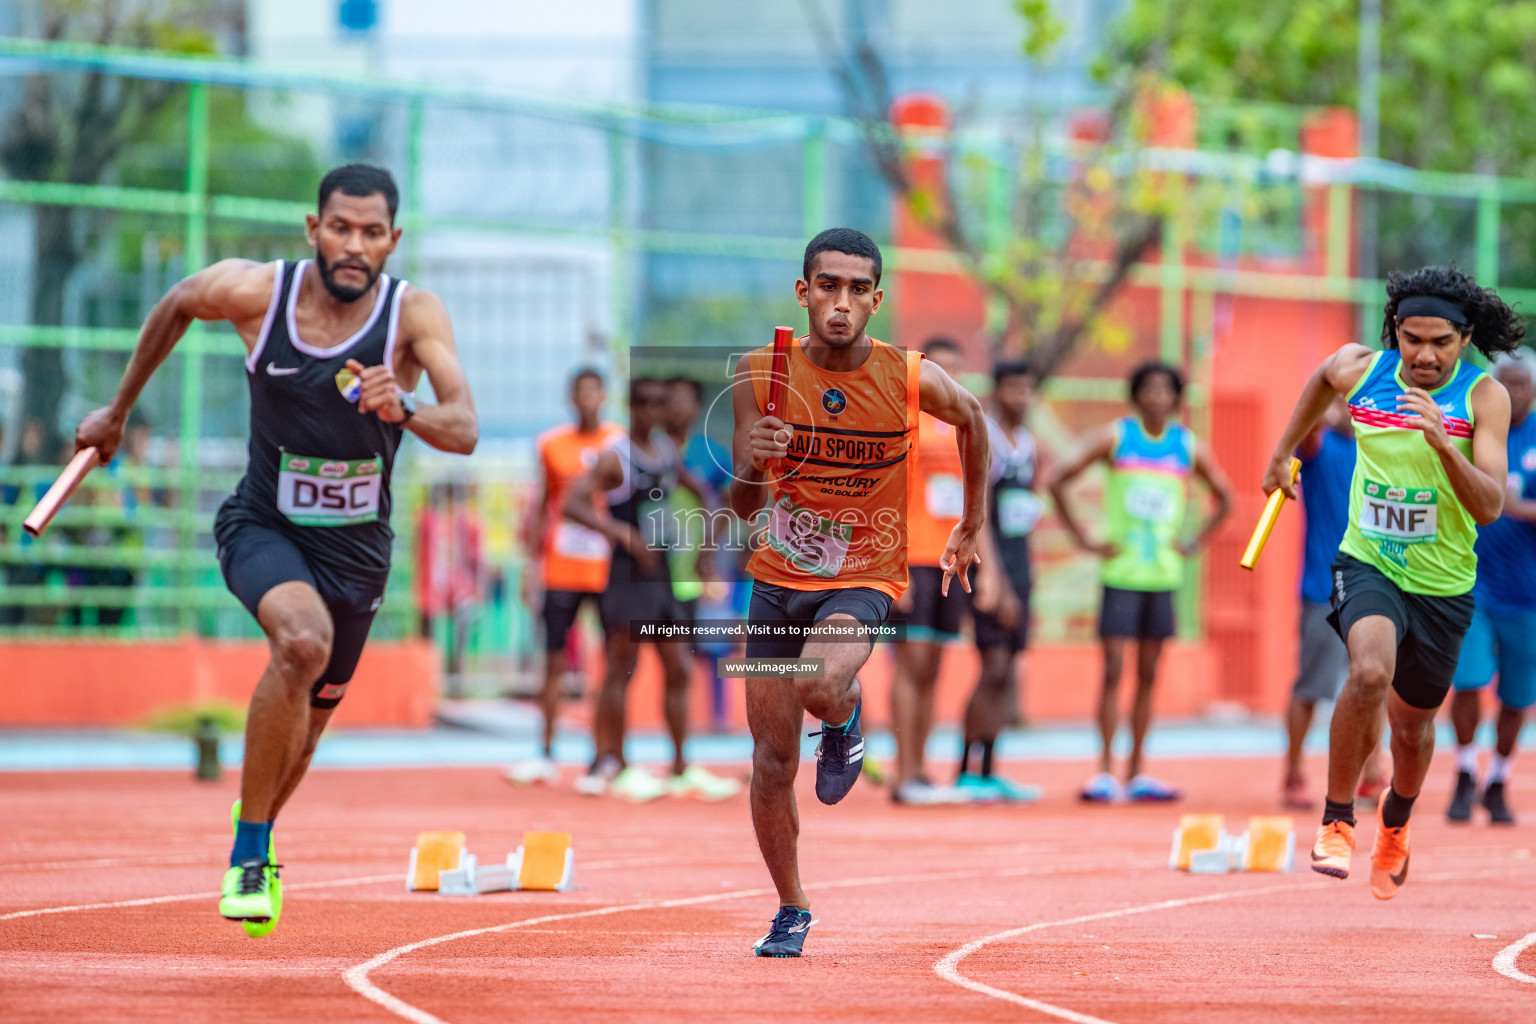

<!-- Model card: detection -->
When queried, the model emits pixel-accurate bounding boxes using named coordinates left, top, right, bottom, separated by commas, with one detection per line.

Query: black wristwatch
left=398, top=391, right=417, bottom=423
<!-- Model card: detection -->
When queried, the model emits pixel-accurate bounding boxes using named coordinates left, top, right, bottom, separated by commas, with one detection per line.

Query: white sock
left=1489, top=752, right=1514, bottom=784
left=1456, top=744, right=1479, bottom=776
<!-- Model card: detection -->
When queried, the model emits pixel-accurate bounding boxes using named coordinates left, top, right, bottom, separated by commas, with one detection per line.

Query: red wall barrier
left=0, top=639, right=439, bottom=727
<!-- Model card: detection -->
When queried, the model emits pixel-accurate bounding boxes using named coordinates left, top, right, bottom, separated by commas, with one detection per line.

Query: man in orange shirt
left=507, top=368, right=622, bottom=785
left=888, top=336, right=990, bottom=804
left=731, top=228, right=990, bottom=957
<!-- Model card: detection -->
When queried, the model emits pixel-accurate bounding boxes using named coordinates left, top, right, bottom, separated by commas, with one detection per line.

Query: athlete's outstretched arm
left=76, top=259, right=276, bottom=462
left=729, top=352, right=788, bottom=523
left=1180, top=438, right=1235, bottom=555
left=1261, top=343, right=1375, bottom=499
left=363, top=289, right=477, bottom=454
left=563, top=449, right=658, bottom=572
left=917, top=358, right=990, bottom=595
left=1045, top=423, right=1117, bottom=557
left=1408, top=375, right=1509, bottom=525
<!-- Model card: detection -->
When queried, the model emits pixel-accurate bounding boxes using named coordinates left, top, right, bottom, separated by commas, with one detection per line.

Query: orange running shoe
left=1309, top=820, right=1355, bottom=879
left=1370, top=798, right=1411, bottom=900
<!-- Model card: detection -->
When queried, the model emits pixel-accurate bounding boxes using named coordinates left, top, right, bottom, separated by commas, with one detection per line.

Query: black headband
left=1396, top=294, right=1468, bottom=326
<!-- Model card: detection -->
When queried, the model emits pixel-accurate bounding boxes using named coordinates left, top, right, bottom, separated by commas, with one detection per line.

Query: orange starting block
left=1169, top=815, right=1294, bottom=874
left=406, top=831, right=467, bottom=891
left=408, top=831, right=575, bottom=895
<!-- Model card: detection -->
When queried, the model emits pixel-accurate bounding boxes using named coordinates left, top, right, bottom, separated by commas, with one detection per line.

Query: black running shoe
left=811, top=698, right=863, bottom=806
left=1482, top=780, right=1516, bottom=825
left=1447, top=770, right=1477, bottom=823
left=753, top=905, right=813, bottom=957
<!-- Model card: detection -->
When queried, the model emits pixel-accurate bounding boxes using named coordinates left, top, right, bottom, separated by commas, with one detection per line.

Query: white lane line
left=342, top=860, right=1139, bottom=1024
left=1494, top=932, right=1536, bottom=984
left=0, top=873, right=401, bottom=922
left=934, top=881, right=1326, bottom=1024
left=934, top=865, right=1526, bottom=1022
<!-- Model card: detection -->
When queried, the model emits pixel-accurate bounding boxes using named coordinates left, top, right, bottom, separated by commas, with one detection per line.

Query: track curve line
left=342, top=860, right=1140, bottom=1024
left=1493, top=932, right=1536, bottom=985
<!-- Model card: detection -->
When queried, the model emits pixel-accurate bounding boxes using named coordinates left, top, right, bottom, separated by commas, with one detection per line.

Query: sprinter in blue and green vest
left=1262, top=266, right=1520, bottom=901
left=1049, top=362, right=1233, bottom=804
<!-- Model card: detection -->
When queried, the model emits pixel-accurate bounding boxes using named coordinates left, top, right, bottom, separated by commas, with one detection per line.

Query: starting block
left=406, top=831, right=467, bottom=891
left=409, top=831, right=575, bottom=895
left=1169, top=815, right=1294, bottom=874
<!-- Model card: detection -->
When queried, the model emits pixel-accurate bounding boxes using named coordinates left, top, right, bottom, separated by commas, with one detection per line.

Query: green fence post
left=179, top=80, right=209, bottom=635
left=802, top=119, right=826, bottom=240
left=1477, top=185, right=1500, bottom=288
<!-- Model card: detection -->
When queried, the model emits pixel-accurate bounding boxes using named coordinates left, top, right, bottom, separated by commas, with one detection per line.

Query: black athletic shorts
left=744, top=580, right=893, bottom=660
left=1327, top=553, right=1475, bottom=710
left=541, top=589, right=604, bottom=653
left=1099, top=586, right=1176, bottom=641
left=974, top=575, right=1031, bottom=654
left=887, top=565, right=967, bottom=644
left=214, top=512, right=386, bottom=710
left=600, top=550, right=689, bottom=637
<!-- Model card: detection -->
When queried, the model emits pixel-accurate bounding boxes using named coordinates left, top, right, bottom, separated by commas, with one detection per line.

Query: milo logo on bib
left=1358, top=478, right=1437, bottom=552
left=277, top=452, right=383, bottom=527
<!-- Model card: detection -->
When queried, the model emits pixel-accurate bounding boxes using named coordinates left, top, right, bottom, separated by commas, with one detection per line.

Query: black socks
left=958, top=739, right=996, bottom=778
left=1380, top=788, right=1416, bottom=829
left=1322, top=798, right=1356, bottom=828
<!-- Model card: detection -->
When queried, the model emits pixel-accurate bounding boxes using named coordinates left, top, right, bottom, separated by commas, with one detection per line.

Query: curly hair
left=1381, top=265, right=1526, bottom=358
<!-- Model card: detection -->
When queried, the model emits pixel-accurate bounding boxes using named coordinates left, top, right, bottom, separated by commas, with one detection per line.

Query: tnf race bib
left=1123, top=482, right=1176, bottom=524
left=997, top=490, right=1044, bottom=537
left=553, top=521, right=610, bottom=560
left=1358, top=479, right=1438, bottom=545
left=766, top=494, right=852, bottom=579
left=277, top=453, right=382, bottom=527
left=925, top=474, right=966, bottom=518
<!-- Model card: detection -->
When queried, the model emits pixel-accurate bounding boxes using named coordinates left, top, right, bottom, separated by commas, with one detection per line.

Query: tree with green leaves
left=0, top=0, right=228, bottom=449
left=801, top=0, right=1183, bottom=376
left=1112, top=0, right=1536, bottom=176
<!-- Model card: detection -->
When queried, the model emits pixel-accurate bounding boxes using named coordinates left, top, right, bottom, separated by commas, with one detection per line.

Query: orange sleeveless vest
left=744, top=336, right=921, bottom=599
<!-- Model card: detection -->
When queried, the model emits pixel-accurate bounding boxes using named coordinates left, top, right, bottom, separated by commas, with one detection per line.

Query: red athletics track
left=2, top=754, right=1533, bottom=1023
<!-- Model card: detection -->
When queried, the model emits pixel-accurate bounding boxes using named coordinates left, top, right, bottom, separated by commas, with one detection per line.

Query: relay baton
left=1239, top=457, right=1301, bottom=570
left=766, top=325, right=793, bottom=478
left=23, top=447, right=99, bottom=538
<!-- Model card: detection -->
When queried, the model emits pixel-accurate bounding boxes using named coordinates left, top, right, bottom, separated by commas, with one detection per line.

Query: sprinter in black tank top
left=73, top=165, right=478, bottom=934
left=560, top=377, right=731, bottom=802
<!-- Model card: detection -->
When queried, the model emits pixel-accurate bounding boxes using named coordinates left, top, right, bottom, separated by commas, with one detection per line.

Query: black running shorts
left=541, top=589, right=604, bottom=653
left=599, top=550, right=689, bottom=637
left=744, top=580, right=893, bottom=660
left=1327, top=553, right=1475, bottom=710
left=1098, top=586, right=1176, bottom=641
left=974, top=577, right=1031, bottom=654
left=214, top=512, right=385, bottom=710
left=887, top=565, right=967, bottom=644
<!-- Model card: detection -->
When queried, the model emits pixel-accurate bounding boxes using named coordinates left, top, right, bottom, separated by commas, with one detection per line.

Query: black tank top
left=224, top=259, right=408, bottom=579
left=602, top=431, right=680, bottom=584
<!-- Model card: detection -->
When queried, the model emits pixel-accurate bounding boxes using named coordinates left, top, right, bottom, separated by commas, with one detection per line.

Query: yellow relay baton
left=1240, top=457, right=1302, bottom=570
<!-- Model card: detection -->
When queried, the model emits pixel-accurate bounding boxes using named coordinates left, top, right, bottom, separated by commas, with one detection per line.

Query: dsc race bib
left=766, top=495, right=852, bottom=579
left=277, top=453, right=382, bottom=527
left=1358, top=479, right=1438, bottom=545
left=996, top=489, right=1044, bottom=538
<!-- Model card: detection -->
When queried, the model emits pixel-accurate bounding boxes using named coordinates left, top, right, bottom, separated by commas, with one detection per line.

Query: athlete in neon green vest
left=1049, top=362, right=1233, bottom=804
left=1262, top=266, right=1519, bottom=901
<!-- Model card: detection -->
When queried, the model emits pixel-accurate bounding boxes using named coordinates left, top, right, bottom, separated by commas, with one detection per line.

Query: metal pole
left=179, top=80, right=209, bottom=635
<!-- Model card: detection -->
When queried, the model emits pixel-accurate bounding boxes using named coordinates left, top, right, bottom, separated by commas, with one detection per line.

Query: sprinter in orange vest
left=730, top=228, right=990, bottom=957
